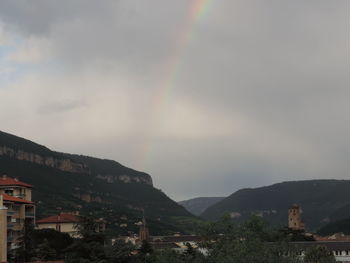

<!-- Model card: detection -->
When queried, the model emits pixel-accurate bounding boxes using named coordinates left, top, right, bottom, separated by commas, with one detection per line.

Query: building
left=315, top=233, right=350, bottom=242
left=139, top=215, right=149, bottom=242
left=150, top=235, right=202, bottom=252
left=36, top=212, right=106, bottom=237
left=0, top=176, right=35, bottom=251
left=0, top=176, right=33, bottom=202
left=291, top=241, right=350, bottom=263
left=0, top=195, right=7, bottom=263
left=288, top=204, right=305, bottom=230
left=36, top=212, right=81, bottom=237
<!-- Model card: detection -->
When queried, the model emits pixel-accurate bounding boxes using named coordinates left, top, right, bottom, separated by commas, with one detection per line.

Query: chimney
left=14, top=178, right=18, bottom=182
left=2, top=175, right=6, bottom=180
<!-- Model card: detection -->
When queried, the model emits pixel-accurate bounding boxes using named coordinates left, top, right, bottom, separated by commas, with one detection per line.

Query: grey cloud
left=0, top=0, right=117, bottom=36
left=38, top=100, right=87, bottom=115
left=1, top=0, right=350, bottom=200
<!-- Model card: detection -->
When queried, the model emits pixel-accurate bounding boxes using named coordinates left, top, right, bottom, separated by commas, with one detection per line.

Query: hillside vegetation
left=202, top=180, right=350, bottom=231
left=318, top=218, right=350, bottom=236
left=179, top=197, right=225, bottom=216
left=0, top=130, right=196, bottom=235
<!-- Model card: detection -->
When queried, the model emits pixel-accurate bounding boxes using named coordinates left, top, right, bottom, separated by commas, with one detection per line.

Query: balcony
left=25, top=212, right=35, bottom=218
left=7, top=211, right=15, bottom=216
left=14, top=194, right=25, bottom=199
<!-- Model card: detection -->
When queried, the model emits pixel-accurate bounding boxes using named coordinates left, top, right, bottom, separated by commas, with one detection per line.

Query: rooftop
left=290, top=241, right=350, bottom=250
left=36, top=213, right=80, bottom=224
left=0, top=176, right=33, bottom=188
left=153, top=235, right=202, bottom=243
left=2, top=193, right=33, bottom=204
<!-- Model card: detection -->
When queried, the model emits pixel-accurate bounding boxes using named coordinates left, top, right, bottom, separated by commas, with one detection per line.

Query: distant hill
left=0, top=130, right=197, bottom=235
left=178, top=197, right=225, bottom=216
left=318, top=218, right=350, bottom=236
left=201, top=180, right=350, bottom=231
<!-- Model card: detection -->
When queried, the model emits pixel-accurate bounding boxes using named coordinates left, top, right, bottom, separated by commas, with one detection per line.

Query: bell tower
left=139, top=211, right=149, bottom=242
left=288, top=204, right=305, bottom=230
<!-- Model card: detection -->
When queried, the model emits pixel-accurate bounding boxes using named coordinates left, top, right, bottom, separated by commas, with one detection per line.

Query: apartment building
left=0, top=195, right=7, bottom=263
left=0, top=175, right=35, bottom=259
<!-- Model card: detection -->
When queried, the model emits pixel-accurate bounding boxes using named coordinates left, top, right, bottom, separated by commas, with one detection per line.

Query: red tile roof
left=36, top=213, right=80, bottom=224
left=2, top=194, right=33, bottom=204
left=0, top=177, right=33, bottom=188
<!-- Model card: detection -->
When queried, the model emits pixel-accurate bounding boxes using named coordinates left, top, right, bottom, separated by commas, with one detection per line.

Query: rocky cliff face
left=96, top=174, right=152, bottom=185
left=0, top=146, right=89, bottom=173
left=0, top=145, right=152, bottom=186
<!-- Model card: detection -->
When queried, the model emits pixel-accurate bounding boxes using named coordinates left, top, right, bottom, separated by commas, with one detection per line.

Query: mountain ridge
left=202, top=179, right=350, bottom=231
left=0, top=130, right=195, bottom=235
left=179, top=197, right=225, bottom=216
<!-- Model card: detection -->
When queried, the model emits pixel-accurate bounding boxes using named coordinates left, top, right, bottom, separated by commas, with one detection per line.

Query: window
left=5, top=189, right=13, bottom=196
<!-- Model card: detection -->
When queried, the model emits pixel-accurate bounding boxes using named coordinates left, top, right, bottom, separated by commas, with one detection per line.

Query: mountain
left=0, top=130, right=197, bottom=235
left=201, top=180, right=350, bottom=231
left=317, top=218, right=350, bottom=236
left=179, top=197, right=225, bottom=216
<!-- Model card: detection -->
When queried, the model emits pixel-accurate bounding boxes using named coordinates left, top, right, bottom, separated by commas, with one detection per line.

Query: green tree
left=278, top=227, right=315, bottom=242
left=31, top=239, right=57, bottom=261
left=151, top=249, right=184, bottom=263
left=303, top=246, right=336, bottom=263
left=106, top=240, right=135, bottom=263
left=66, top=216, right=107, bottom=263
left=200, top=215, right=302, bottom=263
left=31, top=228, right=73, bottom=259
left=135, top=240, right=154, bottom=263
left=9, top=219, right=35, bottom=263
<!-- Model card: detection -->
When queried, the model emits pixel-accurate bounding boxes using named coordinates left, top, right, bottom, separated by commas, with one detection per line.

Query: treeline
left=9, top=216, right=336, bottom=263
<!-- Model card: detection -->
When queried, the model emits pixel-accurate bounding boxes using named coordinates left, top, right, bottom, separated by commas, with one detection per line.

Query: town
left=0, top=175, right=350, bottom=262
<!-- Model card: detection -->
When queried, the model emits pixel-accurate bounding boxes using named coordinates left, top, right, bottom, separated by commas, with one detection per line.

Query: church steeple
left=139, top=210, right=150, bottom=241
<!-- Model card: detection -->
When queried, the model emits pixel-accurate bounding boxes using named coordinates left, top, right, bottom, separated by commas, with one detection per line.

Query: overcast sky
left=1, top=0, right=350, bottom=201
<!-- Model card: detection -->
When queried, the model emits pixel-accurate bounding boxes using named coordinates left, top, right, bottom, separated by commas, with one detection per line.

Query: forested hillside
left=202, top=180, right=350, bottom=231
left=179, top=197, right=225, bottom=216
left=0, top=130, right=196, bottom=235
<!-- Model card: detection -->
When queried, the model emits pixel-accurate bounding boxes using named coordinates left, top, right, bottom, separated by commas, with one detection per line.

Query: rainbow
left=155, top=0, right=212, bottom=109
left=137, top=0, right=213, bottom=169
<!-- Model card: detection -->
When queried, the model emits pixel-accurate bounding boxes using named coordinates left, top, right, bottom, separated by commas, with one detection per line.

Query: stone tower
left=139, top=213, right=149, bottom=242
left=288, top=204, right=305, bottom=230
